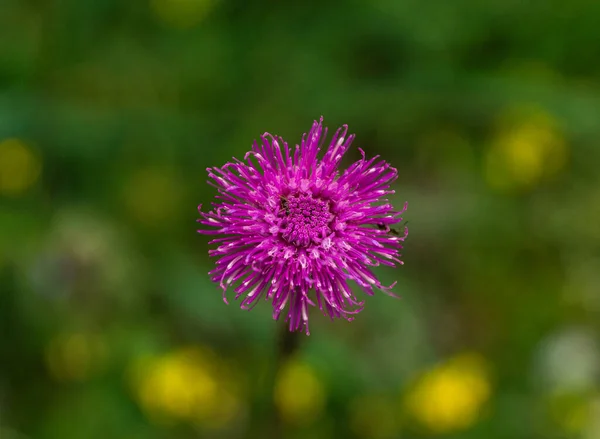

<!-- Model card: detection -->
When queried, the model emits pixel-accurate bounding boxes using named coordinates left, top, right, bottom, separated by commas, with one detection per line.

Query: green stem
left=269, top=324, right=301, bottom=438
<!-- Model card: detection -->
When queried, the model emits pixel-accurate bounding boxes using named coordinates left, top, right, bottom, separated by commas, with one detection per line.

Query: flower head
left=197, top=117, right=407, bottom=334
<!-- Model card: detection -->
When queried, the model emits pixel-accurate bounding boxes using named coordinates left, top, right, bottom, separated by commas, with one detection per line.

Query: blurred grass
left=1, top=0, right=600, bottom=438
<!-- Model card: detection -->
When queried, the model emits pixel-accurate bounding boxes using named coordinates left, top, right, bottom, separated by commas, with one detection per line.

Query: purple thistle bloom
left=197, top=117, right=407, bottom=334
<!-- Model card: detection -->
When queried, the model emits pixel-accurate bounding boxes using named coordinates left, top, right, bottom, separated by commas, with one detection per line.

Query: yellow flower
left=274, top=358, right=326, bottom=425
left=485, top=105, right=567, bottom=193
left=405, top=353, right=491, bottom=434
left=131, top=347, right=241, bottom=428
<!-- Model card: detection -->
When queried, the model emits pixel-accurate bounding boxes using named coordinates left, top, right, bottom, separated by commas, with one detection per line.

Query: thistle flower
left=197, top=117, right=407, bottom=334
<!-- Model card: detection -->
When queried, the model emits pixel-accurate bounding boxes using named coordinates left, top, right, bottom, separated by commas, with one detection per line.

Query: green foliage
left=1, top=0, right=600, bottom=438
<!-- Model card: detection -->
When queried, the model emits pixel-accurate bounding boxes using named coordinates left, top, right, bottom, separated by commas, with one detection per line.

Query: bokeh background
left=2, top=0, right=600, bottom=438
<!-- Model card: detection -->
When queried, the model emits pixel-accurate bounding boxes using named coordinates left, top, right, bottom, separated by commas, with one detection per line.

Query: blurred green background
left=1, top=0, right=600, bottom=438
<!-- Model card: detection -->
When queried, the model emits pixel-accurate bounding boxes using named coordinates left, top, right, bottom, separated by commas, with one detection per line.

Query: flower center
left=279, top=193, right=333, bottom=247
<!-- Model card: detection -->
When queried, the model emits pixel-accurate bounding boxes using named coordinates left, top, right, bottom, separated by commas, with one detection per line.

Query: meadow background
left=1, top=0, right=600, bottom=438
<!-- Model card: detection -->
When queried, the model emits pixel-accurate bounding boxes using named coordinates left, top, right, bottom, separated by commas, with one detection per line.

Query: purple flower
left=197, top=117, right=407, bottom=334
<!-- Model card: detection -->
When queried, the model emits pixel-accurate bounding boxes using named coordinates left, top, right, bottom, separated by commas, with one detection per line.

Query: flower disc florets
left=279, top=193, right=333, bottom=246
left=197, top=117, right=407, bottom=334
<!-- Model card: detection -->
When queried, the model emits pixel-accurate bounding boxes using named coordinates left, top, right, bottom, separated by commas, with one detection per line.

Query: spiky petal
left=197, top=117, right=407, bottom=334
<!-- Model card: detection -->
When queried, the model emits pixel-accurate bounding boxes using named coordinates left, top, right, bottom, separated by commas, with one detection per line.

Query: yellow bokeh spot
left=0, top=138, right=41, bottom=196
left=46, top=333, right=107, bottom=381
left=485, top=105, right=568, bottom=193
left=143, top=357, right=215, bottom=418
left=122, top=167, right=183, bottom=225
left=405, top=352, right=491, bottom=434
left=274, top=358, right=326, bottom=425
left=349, top=394, right=400, bottom=439
left=132, top=347, right=241, bottom=428
left=150, top=0, right=215, bottom=29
